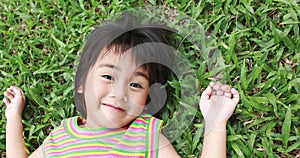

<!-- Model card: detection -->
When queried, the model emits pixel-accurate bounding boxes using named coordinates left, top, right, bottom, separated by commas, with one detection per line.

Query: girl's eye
left=102, top=75, right=114, bottom=81
left=130, top=83, right=143, bottom=88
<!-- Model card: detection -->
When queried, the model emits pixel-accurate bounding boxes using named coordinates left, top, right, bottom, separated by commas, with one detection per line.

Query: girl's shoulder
left=133, top=114, right=163, bottom=129
left=45, top=116, right=81, bottom=138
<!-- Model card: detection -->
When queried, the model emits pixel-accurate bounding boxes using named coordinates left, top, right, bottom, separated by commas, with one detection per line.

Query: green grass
left=0, top=0, right=299, bottom=157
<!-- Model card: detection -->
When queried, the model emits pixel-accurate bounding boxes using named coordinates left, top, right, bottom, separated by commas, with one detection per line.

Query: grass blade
left=282, top=107, right=291, bottom=148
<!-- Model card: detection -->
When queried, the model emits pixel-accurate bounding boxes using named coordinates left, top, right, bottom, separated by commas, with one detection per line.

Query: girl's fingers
left=211, top=90, right=216, bottom=95
left=3, top=98, right=10, bottom=106
left=8, top=87, right=15, bottom=94
left=3, top=86, right=25, bottom=105
left=222, top=85, right=231, bottom=92
left=212, top=83, right=224, bottom=96
left=222, top=85, right=232, bottom=98
left=231, top=88, right=240, bottom=104
left=201, top=85, right=213, bottom=100
left=216, top=90, right=224, bottom=96
left=209, top=82, right=217, bottom=96
left=206, top=83, right=240, bottom=104
left=224, top=92, right=232, bottom=98
left=212, top=83, right=222, bottom=91
left=4, top=91, right=14, bottom=100
left=12, top=87, right=23, bottom=98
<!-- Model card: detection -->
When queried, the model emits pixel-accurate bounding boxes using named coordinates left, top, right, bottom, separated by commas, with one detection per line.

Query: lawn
left=0, top=0, right=299, bottom=157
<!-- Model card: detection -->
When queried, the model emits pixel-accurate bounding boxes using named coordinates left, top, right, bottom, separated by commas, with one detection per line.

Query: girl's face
left=79, top=48, right=150, bottom=128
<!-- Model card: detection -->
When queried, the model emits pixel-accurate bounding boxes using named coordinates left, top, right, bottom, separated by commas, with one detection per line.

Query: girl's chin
left=100, top=114, right=134, bottom=128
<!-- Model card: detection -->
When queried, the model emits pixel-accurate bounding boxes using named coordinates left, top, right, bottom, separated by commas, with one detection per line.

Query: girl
left=4, top=13, right=239, bottom=158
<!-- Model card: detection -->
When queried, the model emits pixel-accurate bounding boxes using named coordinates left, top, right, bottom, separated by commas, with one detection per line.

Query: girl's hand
left=199, top=82, right=239, bottom=126
left=3, top=86, right=26, bottom=119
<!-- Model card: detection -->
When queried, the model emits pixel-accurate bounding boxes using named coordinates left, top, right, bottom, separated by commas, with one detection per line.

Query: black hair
left=74, top=12, right=177, bottom=118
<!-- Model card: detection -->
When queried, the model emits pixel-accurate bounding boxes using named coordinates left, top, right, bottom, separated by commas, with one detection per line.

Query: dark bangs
left=104, top=26, right=176, bottom=85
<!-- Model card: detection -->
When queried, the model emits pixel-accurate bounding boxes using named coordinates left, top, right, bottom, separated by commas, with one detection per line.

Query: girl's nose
left=109, top=82, right=128, bottom=102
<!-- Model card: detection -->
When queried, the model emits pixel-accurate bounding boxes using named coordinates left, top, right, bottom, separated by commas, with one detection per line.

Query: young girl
left=4, top=13, right=239, bottom=158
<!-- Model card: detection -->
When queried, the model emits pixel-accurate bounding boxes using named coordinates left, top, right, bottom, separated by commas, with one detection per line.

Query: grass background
left=0, top=0, right=299, bottom=157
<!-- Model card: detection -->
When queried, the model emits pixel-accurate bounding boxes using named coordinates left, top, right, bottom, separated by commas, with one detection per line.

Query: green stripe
left=46, top=141, right=115, bottom=153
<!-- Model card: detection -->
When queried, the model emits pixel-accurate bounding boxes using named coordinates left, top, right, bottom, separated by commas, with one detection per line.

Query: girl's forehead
left=96, top=47, right=134, bottom=65
left=94, top=47, right=148, bottom=73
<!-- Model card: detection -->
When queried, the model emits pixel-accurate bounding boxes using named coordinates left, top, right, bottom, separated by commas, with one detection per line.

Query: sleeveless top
left=42, top=114, right=163, bottom=158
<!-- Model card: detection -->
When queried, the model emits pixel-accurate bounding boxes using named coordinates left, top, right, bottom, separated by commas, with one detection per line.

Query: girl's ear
left=77, top=85, right=83, bottom=93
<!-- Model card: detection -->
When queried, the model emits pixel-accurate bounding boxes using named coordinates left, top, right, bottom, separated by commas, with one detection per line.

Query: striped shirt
left=43, top=114, right=163, bottom=158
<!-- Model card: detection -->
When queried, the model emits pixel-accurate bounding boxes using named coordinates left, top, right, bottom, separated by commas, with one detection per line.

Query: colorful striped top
left=42, top=114, right=163, bottom=158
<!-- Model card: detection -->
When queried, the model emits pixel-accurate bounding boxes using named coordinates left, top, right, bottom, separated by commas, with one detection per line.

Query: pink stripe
left=129, top=127, right=147, bottom=133
left=46, top=146, right=110, bottom=156
left=91, top=138, right=119, bottom=144
left=46, top=139, right=117, bottom=149
left=68, top=118, right=123, bottom=136
left=51, top=128, right=64, bottom=135
left=71, top=155, right=143, bottom=158
left=47, top=137, right=119, bottom=146
left=48, top=134, right=68, bottom=142
left=116, top=143, right=145, bottom=151
left=47, top=151, right=143, bottom=158
left=46, top=141, right=78, bottom=148
left=133, top=119, right=148, bottom=125
left=151, top=119, right=158, bottom=154
left=122, top=135, right=145, bottom=141
left=46, top=145, right=111, bottom=152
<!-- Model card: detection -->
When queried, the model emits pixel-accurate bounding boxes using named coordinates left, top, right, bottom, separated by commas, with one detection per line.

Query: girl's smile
left=101, top=103, right=125, bottom=112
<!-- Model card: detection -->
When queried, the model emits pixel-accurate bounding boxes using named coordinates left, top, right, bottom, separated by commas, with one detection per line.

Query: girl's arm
left=6, top=115, right=28, bottom=158
left=158, top=133, right=180, bottom=158
left=201, top=122, right=227, bottom=157
left=4, top=86, right=28, bottom=158
left=199, top=83, right=239, bottom=158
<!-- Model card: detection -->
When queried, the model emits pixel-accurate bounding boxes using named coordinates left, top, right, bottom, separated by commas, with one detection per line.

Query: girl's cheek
left=93, top=79, right=111, bottom=95
left=127, top=103, right=145, bottom=117
left=134, top=92, right=148, bottom=107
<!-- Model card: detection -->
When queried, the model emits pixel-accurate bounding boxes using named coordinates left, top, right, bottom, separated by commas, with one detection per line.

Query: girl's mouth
left=102, top=103, right=125, bottom=112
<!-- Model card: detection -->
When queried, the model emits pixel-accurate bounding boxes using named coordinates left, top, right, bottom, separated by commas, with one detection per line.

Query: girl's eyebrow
left=98, top=64, right=120, bottom=71
left=133, top=71, right=149, bottom=81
